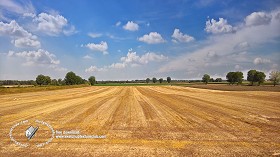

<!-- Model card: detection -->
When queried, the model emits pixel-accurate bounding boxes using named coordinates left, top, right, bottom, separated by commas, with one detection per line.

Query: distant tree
left=233, top=71, right=243, bottom=85
left=269, top=71, right=280, bottom=86
left=76, top=75, right=84, bottom=84
left=247, top=70, right=266, bottom=86
left=61, top=80, right=66, bottom=85
left=226, top=72, right=235, bottom=85
left=247, top=70, right=257, bottom=85
left=65, top=71, right=84, bottom=85
left=209, top=78, right=214, bottom=82
left=146, top=78, right=150, bottom=84
left=36, top=74, right=45, bottom=86
left=45, top=76, right=51, bottom=85
left=152, top=77, right=157, bottom=83
left=215, top=78, right=222, bottom=82
left=159, top=78, right=163, bottom=83
left=255, top=71, right=266, bottom=85
left=202, top=74, right=210, bottom=84
left=30, top=80, right=37, bottom=86
left=227, top=72, right=243, bottom=85
left=58, top=78, right=62, bottom=85
left=51, top=79, right=58, bottom=86
left=167, top=77, right=171, bottom=83
left=88, top=76, right=96, bottom=85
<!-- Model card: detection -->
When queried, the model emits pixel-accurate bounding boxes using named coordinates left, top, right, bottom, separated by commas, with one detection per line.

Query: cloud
left=138, top=32, right=166, bottom=44
left=0, top=20, right=40, bottom=48
left=34, top=13, right=76, bottom=36
left=88, top=32, right=102, bottom=38
left=0, top=0, right=35, bottom=17
left=234, top=41, right=250, bottom=50
left=205, top=18, right=234, bottom=34
left=253, top=57, right=271, bottom=65
left=115, top=21, right=121, bottom=27
left=7, top=49, right=60, bottom=66
left=172, top=28, right=194, bottom=43
left=83, top=41, right=108, bottom=55
left=13, top=37, right=41, bottom=48
left=245, top=12, right=272, bottom=26
left=85, top=66, right=107, bottom=72
left=121, top=50, right=168, bottom=65
left=85, top=50, right=168, bottom=73
left=109, top=62, right=126, bottom=69
left=159, top=9, right=280, bottom=79
left=23, top=12, right=36, bottom=18
left=123, top=21, right=139, bottom=31
left=83, top=55, right=92, bottom=59
left=234, top=64, right=242, bottom=70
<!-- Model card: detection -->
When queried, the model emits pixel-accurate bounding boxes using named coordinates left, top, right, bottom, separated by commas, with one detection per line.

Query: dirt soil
left=0, top=86, right=279, bottom=156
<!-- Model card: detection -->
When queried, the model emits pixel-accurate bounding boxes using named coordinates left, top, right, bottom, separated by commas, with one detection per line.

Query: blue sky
left=0, top=0, right=279, bottom=80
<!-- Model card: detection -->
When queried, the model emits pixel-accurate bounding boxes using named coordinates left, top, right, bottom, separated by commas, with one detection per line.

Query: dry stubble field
left=0, top=86, right=280, bottom=156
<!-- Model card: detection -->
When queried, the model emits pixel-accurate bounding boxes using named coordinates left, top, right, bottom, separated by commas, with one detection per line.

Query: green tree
left=167, top=77, right=171, bottom=83
left=247, top=70, right=257, bottom=85
left=58, top=78, right=62, bottom=85
left=45, top=76, right=51, bottom=85
left=88, top=76, right=96, bottom=85
left=152, top=77, right=157, bottom=83
left=36, top=74, right=51, bottom=85
left=233, top=71, right=243, bottom=85
left=51, top=79, right=58, bottom=86
left=215, top=78, right=222, bottom=82
left=146, top=78, right=150, bottom=84
left=269, top=71, right=280, bottom=86
left=159, top=78, right=163, bottom=83
left=226, top=72, right=235, bottom=85
left=255, top=71, right=266, bottom=85
left=202, top=74, right=210, bottom=84
left=65, top=71, right=78, bottom=85
left=36, top=74, right=45, bottom=86
left=75, top=75, right=84, bottom=84
left=209, top=78, right=214, bottom=82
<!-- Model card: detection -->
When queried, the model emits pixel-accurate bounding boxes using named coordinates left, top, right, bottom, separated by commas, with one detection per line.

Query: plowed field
left=0, top=86, right=279, bottom=156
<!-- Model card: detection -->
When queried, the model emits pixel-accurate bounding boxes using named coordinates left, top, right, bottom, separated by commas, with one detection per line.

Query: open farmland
left=0, top=86, right=280, bottom=156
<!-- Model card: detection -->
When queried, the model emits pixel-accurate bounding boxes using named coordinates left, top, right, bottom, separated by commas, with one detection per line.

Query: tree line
left=145, top=77, right=171, bottom=84
left=202, top=70, right=280, bottom=86
left=35, top=71, right=96, bottom=86
left=1, top=70, right=279, bottom=86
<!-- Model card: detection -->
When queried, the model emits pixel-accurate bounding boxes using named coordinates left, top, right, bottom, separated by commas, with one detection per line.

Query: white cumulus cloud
left=83, top=41, right=108, bottom=55
left=0, top=20, right=40, bottom=48
left=34, top=13, right=76, bottom=36
left=172, top=28, right=194, bottom=43
left=205, top=18, right=234, bottom=34
left=83, top=55, right=92, bottom=59
left=85, top=50, right=168, bottom=73
left=88, top=32, right=102, bottom=38
left=123, top=21, right=139, bottom=31
left=138, top=32, right=166, bottom=44
left=253, top=57, right=271, bottom=65
left=85, top=66, right=107, bottom=72
left=245, top=12, right=272, bottom=26
left=109, top=63, right=126, bottom=69
left=7, top=49, right=60, bottom=66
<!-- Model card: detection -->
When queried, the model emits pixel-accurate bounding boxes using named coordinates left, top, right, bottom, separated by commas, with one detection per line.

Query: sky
left=0, top=0, right=279, bottom=81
